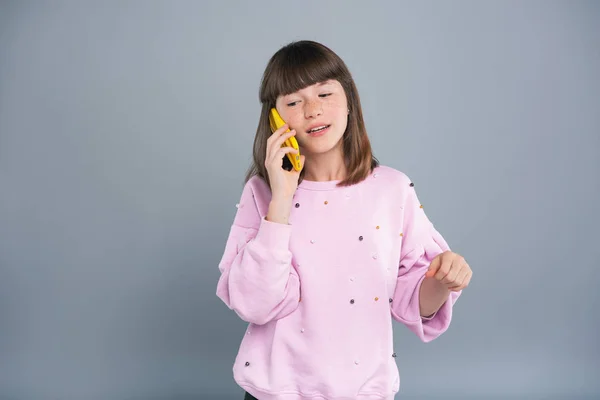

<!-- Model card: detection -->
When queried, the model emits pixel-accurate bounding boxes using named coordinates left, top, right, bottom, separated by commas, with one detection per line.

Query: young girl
left=216, top=40, right=472, bottom=400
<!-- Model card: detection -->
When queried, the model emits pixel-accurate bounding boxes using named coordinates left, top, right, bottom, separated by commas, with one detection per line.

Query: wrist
left=425, top=276, right=451, bottom=294
left=266, top=197, right=293, bottom=225
left=271, top=193, right=294, bottom=204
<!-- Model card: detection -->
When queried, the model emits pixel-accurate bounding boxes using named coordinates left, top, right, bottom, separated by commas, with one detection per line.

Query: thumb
left=426, top=256, right=440, bottom=278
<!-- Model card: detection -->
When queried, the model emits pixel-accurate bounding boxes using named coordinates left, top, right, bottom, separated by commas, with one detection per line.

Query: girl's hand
left=425, top=251, right=472, bottom=292
left=265, top=123, right=305, bottom=200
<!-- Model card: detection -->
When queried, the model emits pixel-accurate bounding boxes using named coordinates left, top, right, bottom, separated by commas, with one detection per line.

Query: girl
left=216, top=40, right=472, bottom=400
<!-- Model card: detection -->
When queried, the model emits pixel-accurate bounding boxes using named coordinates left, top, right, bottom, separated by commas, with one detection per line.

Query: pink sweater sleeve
left=215, top=181, right=301, bottom=325
left=390, top=179, right=461, bottom=342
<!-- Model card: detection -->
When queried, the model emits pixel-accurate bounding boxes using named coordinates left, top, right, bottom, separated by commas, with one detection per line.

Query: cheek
left=279, top=109, right=300, bottom=126
left=281, top=112, right=306, bottom=135
left=328, top=100, right=348, bottom=120
left=288, top=112, right=305, bottom=128
left=326, top=96, right=348, bottom=113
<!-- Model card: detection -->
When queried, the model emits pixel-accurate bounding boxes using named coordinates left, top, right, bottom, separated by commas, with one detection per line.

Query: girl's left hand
left=425, top=251, right=472, bottom=292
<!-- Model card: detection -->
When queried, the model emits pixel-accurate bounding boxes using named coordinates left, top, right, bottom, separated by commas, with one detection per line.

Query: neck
left=302, top=145, right=347, bottom=182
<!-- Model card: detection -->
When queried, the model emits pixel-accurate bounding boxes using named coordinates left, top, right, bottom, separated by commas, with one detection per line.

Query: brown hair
left=244, top=40, right=379, bottom=188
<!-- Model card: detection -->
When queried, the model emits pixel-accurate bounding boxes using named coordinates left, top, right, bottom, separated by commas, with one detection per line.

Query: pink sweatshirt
left=216, top=165, right=461, bottom=400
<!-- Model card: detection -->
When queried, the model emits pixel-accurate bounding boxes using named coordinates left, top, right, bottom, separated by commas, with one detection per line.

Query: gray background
left=0, top=1, right=598, bottom=399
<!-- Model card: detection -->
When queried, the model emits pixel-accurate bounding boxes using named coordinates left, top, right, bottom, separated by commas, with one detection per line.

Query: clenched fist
left=425, top=251, right=472, bottom=292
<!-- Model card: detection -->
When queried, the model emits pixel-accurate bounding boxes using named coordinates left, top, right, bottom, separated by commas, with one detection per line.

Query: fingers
left=426, top=252, right=471, bottom=291
left=448, top=268, right=472, bottom=291
left=267, top=123, right=294, bottom=149
left=425, top=256, right=440, bottom=278
left=440, top=257, right=466, bottom=285
left=426, top=252, right=454, bottom=281
left=425, top=257, right=440, bottom=278
left=265, top=146, right=299, bottom=170
left=434, top=257, right=453, bottom=282
left=267, top=122, right=289, bottom=139
left=266, top=126, right=297, bottom=165
left=273, top=146, right=299, bottom=163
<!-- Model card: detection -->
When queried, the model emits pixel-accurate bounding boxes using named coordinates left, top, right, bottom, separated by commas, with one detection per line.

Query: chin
left=303, top=138, right=344, bottom=156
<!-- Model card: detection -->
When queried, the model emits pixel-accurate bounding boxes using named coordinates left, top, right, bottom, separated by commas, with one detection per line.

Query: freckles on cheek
left=286, top=114, right=303, bottom=132
left=288, top=112, right=302, bottom=126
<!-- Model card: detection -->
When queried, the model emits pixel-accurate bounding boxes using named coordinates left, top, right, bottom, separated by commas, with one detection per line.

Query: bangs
left=260, top=42, right=345, bottom=104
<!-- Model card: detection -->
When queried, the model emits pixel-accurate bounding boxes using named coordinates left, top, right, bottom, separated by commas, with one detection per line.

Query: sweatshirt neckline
left=295, top=166, right=381, bottom=191
left=297, top=178, right=343, bottom=191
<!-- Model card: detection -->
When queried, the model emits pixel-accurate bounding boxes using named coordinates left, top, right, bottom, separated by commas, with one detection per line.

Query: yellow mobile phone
left=269, top=108, right=302, bottom=171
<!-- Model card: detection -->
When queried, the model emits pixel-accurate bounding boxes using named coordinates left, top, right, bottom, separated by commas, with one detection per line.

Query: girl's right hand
left=265, top=123, right=305, bottom=200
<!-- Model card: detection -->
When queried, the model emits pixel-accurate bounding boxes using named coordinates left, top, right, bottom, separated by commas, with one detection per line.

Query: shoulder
left=366, top=165, right=420, bottom=208
left=230, top=175, right=272, bottom=228
left=237, top=174, right=272, bottom=211
left=371, top=165, right=414, bottom=188
left=244, top=174, right=271, bottom=195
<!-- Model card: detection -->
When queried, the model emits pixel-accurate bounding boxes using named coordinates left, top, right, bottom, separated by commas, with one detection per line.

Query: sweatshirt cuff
left=421, top=311, right=438, bottom=320
left=254, top=216, right=293, bottom=250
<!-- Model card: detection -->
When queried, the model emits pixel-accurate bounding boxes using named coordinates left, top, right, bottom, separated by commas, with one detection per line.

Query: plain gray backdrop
left=0, top=1, right=598, bottom=399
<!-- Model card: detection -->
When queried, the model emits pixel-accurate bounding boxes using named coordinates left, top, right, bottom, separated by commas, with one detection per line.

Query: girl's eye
left=287, top=93, right=332, bottom=106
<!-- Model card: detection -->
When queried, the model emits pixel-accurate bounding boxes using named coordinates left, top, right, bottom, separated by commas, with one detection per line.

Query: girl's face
left=275, top=79, right=349, bottom=155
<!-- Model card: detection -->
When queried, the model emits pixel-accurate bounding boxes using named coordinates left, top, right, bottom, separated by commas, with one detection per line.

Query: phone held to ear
left=269, top=108, right=302, bottom=171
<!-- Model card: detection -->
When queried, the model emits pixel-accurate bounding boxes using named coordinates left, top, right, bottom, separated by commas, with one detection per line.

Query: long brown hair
left=244, top=40, right=379, bottom=188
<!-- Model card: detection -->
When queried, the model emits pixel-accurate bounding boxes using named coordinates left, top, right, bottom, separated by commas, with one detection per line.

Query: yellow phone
left=269, top=108, right=302, bottom=171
